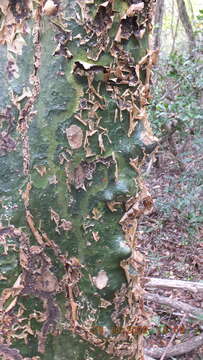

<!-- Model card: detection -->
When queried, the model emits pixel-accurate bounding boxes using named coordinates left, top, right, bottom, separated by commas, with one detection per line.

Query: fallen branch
left=145, top=356, right=156, bottom=360
left=145, top=333, right=203, bottom=358
left=160, top=315, right=186, bottom=360
left=145, top=293, right=203, bottom=322
left=145, top=277, right=203, bottom=293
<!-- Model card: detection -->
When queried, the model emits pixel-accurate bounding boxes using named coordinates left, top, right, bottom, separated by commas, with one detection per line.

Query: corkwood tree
left=0, top=0, right=157, bottom=359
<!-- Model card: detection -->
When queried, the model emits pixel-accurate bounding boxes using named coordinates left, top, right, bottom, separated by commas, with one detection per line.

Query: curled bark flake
left=0, top=226, right=60, bottom=353
left=0, top=3, right=29, bottom=52
left=0, top=226, right=17, bottom=255
left=94, top=0, right=115, bottom=34
left=98, top=133, right=105, bottom=154
left=50, top=208, right=60, bottom=232
left=50, top=208, right=72, bottom=233
left=65, top=257, right=83, bottom=327
left=74, top=61, right=105, bottom=74
left=115, top=2, right=145, bottom=42
left=21, top=181, right=32, bottom=209
left=107, top=201, right=121, bottom=212
left=26, top=210, right=44, bottom=246
left=59, top=219, right=72, bottom=231
left=43, top=0, right=58, bottom=16
left=92, top=231, right=100, bottom=242
left=91, top=208, right=102, bottom=220
left=34, top=165, right=47, bottom=177
left=128, top=105, right=146, bottom=137
left=76, top=0, right=114, bottom=60
left=53, top=26, right=72, bottom=58
left=100, top=298, right=111, bottom=308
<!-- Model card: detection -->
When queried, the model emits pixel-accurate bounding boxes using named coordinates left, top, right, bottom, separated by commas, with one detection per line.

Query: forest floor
left=139, top=133, right=203, bottom=359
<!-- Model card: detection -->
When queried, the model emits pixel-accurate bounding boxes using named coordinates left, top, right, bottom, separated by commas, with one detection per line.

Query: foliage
left=145, top=50, right=203, bottom=245
left=148, top=52, right=203, bottom=140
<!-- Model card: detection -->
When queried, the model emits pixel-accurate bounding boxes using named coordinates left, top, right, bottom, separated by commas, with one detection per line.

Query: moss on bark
left=0, top=1, right=157, bottom=359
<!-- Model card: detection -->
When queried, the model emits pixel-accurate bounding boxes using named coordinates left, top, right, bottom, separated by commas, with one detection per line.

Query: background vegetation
left=142, top=0, right=203, bottom=358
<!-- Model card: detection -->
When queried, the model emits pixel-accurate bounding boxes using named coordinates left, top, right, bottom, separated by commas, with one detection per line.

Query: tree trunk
left=0, top=0, right=156, bottom=359
left=152, top=0, right=165, bottom=51
left=176, top=0, right=196, bottom=54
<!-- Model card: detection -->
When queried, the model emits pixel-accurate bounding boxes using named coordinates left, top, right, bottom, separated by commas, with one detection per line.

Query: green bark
left=0, top=1, right=156, bottom=359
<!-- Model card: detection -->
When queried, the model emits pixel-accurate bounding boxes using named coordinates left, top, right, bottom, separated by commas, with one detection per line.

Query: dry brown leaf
left=66, top=125, right=83, bottom=149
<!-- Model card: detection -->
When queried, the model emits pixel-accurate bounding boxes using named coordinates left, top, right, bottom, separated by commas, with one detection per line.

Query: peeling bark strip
left=0, top=1, right=157, bottom=359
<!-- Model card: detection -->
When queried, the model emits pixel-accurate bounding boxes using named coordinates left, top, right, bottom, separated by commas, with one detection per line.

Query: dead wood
left=145, top=356, right=156, bottom=360
left=145, top=292, right=203, bottom=322
left=145, top=277, right=203, bottom=293
left=145, top=332, right=203, bottom=358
